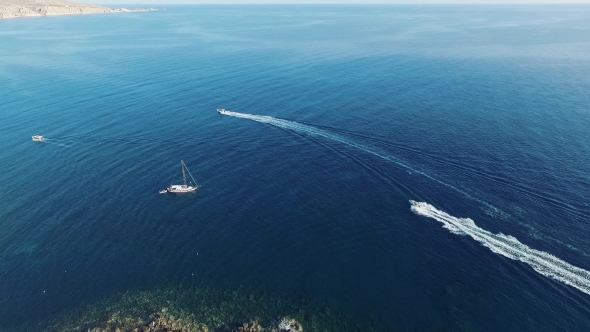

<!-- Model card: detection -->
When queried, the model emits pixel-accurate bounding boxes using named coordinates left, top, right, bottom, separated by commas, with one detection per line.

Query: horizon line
left=97, top=2, right=590, bottom=5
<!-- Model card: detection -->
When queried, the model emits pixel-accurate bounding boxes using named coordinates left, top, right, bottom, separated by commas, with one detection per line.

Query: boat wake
left=411, top=201, right=590, bottom=295
left=220, top=110, right=501, bottom=213
left=222, top=110, right=590, bottom=295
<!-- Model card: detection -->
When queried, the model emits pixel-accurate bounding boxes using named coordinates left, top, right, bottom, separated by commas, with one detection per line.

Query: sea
left=1, top=5, right=590, bottom=331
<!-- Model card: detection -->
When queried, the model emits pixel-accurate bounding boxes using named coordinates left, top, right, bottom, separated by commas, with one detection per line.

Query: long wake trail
left=221, top=110, right=498, bottom=212
left=222, top=110, right=590, bottom=295
left=411, top=201, right=590, bottom=295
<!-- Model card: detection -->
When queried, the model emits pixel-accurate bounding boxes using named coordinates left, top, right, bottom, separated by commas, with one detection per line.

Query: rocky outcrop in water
left=81, top=311, right=303, bottom=332
left=0, top=0, right=155, bottom=20
left=36, top=284, right=383, bottom=332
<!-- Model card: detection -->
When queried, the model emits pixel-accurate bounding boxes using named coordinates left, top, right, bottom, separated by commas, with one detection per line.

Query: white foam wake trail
left=224, top=110, right=590, bottom=294
left=221, top=111, right=498, bottom=211
left=411, top=201, right=590, bottom=295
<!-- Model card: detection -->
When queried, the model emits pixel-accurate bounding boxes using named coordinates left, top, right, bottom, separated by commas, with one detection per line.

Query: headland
left=0, top=0, right=156, bottom=20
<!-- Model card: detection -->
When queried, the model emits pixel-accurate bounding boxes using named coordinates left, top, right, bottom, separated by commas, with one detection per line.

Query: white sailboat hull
left=167, top=185, right=198, bottom=194
left=159, top=160, right=200, bottom=195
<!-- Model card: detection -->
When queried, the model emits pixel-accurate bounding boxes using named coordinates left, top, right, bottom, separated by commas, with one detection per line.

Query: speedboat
left=409, top=200, right=426, bottom=208
left=159, top=189, right=168, bottom=194
left=32, top=135, right=45, bottom=142
left=217, top=108, right=229, bottom=115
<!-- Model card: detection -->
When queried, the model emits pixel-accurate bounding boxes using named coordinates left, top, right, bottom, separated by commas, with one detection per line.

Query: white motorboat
left=161, top=160, right=200, bottom=194
left=159, top=190, right=168, bottom=194
left=409, top=200, right=426, bottom=208
left=217, top=108, right=229, bottom=115
left=32, top=135, right=45, bottom=142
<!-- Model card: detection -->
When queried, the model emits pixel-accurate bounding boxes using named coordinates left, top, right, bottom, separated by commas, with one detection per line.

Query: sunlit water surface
left=1, top=5, right=590, bottom=331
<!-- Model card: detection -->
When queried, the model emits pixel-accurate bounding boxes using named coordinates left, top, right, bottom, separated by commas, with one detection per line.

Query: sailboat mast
left=181, top=160, right=187, bottom=187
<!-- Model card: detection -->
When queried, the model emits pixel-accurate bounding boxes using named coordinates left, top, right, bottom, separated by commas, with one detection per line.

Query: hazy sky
left=93, top=0, right=590, bottom=4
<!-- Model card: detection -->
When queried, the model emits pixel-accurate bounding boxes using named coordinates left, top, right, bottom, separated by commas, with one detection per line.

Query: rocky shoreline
left=0, top=1, right=156, bottom=20
left=20, top=283, right=384, bottom=332
left=83, top=311, right=304, bottom=332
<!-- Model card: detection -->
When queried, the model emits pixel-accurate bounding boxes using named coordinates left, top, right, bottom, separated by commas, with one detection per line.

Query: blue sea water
left=1, top=4, right=590, bottom=331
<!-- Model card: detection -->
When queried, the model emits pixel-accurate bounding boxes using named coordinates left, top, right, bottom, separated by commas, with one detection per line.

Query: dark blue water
left=1, top=5, right=590, bottom=331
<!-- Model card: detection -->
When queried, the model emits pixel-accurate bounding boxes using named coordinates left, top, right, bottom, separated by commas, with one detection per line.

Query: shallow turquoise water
left=1, top=5, right=590, bottom=331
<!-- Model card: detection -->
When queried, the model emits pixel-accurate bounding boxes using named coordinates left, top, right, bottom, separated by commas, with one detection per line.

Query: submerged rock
left=232, top=319, right=263, bottom=332
left=74, top=313, right=301, bottom=332
left=276, top=317, right=303, bottom=332
left=40, top=284, right=383, bottom=332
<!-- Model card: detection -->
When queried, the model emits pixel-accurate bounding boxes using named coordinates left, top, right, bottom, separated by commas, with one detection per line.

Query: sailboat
left=160, top=160, right=200, bottom=194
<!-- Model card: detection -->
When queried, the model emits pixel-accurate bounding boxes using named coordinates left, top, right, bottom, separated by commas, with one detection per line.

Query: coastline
left=0, top=5, right=157, bottom=20
left=5, top=282, right=384, bottom=332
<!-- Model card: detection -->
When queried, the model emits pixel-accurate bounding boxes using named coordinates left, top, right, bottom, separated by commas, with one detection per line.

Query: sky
left=92, top=0, right=590, bottom=4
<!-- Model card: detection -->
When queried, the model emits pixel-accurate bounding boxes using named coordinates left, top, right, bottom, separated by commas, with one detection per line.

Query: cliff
left=0, top=0, right=155, bottom=20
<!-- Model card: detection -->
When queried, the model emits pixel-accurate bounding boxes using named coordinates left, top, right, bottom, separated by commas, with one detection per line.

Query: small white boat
left=161, top=160, right=200, bottom=195
left=217, top=108, right=229, bottom=115
left=409, top=200, right=426, bottom=208
left=32, top=135, right=45, bottom=142
left=159, top=190, right=167, bottom=194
